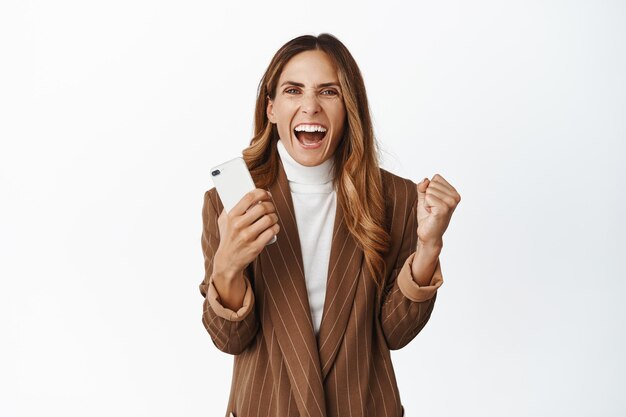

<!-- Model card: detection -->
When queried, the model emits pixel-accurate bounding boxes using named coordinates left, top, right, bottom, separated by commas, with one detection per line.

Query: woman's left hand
left=416, top=174, right=461, bottom=247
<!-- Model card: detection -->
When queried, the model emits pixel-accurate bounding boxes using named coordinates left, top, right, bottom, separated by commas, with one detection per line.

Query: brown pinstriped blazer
left=199, top=160, right=444, bottom=417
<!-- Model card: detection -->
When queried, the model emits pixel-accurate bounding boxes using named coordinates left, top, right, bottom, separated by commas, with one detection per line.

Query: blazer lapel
left=317, top=197, right=364, bottom=379
left=259, top=160, right=327, bottom=417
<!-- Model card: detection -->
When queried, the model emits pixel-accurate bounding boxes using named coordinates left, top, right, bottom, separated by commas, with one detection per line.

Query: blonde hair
left=243, top=33, right=390, bottom=286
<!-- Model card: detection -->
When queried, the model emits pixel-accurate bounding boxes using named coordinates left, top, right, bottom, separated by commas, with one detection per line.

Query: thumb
left=417, top=177, right=429, bottom=205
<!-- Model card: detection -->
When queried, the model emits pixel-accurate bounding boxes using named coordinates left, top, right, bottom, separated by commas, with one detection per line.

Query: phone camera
left=211, top=169, right=221, bottom=176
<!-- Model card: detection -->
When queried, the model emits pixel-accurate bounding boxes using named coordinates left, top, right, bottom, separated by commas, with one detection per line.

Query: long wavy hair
left=243, top=33, right=391, bottom=286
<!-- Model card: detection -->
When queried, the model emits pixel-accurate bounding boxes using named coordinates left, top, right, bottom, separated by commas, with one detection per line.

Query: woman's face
left=267, top=49, right=346, bottom=167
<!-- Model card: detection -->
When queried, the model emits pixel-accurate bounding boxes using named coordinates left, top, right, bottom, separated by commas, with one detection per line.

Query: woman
left=199, top=33, right=460, bottom=417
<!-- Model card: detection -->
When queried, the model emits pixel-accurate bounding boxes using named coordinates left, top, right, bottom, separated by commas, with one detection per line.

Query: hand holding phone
left=210, top=157, right=278, bottom=249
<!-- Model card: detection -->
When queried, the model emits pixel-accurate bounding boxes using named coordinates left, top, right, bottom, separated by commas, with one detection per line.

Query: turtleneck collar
left=277, top=139, right=335, bottom=186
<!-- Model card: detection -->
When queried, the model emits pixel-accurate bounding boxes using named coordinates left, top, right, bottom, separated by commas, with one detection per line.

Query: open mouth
left=294, top=124, right=327, bottom=148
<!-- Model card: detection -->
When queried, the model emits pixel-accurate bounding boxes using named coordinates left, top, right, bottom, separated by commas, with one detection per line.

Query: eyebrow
left=280, top=81, right=340, bottom=88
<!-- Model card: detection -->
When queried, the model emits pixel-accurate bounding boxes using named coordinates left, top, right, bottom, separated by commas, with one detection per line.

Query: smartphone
left=210, top=157, right=277, bottom=244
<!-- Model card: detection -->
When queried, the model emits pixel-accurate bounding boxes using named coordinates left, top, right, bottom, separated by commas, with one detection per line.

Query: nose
left=301, top=92, right=321, bottom=115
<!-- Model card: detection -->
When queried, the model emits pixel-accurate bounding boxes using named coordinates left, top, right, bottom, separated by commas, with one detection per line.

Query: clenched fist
left=416, top=174, right=461, bottom=248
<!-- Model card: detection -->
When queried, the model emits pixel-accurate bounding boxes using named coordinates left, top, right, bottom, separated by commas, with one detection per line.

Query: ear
left=266, top=96, right=276, bottom=124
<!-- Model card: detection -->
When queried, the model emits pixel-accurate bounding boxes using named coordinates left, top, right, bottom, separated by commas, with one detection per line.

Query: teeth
left=294, top=124, right=327, bottom=133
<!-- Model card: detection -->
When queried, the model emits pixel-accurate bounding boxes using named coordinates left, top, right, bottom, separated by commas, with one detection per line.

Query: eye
left=285, top=88, right=300, bottom=94
left=321, top=89, right=338, bottom=96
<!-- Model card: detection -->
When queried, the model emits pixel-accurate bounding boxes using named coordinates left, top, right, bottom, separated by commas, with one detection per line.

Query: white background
left=1, top=0, right=625, bottom=416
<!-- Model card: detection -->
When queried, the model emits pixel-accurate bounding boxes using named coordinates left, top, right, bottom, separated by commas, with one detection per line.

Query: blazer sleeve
left=380, top=187, right=444, bottom=350
left=199, top=189, right=259, bottom=355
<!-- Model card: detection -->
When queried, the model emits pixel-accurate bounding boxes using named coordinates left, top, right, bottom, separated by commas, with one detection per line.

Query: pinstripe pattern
left=199, top=162, right=444, bottom=417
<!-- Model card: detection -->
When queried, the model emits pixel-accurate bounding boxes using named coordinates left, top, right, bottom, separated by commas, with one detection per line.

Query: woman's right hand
left=212, top=188, right=280, bottom=284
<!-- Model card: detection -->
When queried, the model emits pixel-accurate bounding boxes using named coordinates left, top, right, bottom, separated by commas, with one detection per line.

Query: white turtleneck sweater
left=276, top=140, right=336, bottom=334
